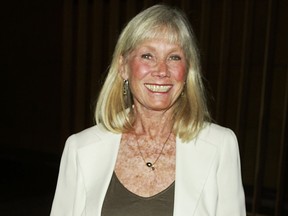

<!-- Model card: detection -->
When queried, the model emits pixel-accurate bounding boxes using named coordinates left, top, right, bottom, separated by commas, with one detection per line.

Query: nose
left=152, top=60, right=170, bottom=78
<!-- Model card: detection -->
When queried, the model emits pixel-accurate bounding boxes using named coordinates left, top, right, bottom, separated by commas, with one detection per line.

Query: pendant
left=146, top=162, right=155, bottom=170
left=146, top=162, right=153, bottom=167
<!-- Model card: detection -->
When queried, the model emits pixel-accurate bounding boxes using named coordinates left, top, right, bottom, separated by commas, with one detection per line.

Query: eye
left=169, top=55, right=182, bottom=61
left=141, top=53, right=153, bottom=59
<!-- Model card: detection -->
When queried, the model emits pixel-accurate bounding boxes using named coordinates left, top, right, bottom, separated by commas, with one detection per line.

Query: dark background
left=1, top=0, right=288, bottom=215
left=1, top=0, right=63, bottom=215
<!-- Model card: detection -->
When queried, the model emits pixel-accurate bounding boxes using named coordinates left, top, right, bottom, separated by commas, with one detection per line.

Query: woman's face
left=120, top=39, right=187, bottom=112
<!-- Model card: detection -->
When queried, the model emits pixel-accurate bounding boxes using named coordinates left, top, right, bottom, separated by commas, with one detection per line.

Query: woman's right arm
left=50, top=135, right=85, bottom=216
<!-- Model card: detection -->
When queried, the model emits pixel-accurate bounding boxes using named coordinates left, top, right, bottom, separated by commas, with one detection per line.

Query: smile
left=144, top=84, right=172, bottom=93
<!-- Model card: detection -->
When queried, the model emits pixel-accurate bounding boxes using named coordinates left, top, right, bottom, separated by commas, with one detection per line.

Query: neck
left=132, top=106, right=174, bottom=137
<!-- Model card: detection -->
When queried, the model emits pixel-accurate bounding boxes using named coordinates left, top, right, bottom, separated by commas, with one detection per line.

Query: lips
left=144, top=84, right=172, bottom=93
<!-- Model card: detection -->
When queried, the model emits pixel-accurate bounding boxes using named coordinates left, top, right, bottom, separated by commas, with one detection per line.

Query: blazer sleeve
left=50, top=135, right=86, bottom=216
left=216, top=129, right=246, bottom=215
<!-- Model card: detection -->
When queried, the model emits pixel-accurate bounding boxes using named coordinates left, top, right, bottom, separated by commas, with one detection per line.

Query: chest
left=114, top=133, right=176, bottom=197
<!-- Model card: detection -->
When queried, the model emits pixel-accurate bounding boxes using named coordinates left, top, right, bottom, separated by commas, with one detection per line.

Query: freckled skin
left=115, top=39, right=186, bottom=197
left=115, top=132, right=176, bottom=197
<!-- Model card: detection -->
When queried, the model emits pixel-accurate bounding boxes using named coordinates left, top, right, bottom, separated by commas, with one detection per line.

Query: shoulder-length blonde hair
left=95, top=4, right=211, bottom=142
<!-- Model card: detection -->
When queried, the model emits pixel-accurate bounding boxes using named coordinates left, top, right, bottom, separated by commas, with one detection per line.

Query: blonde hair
left=95, top=4, right=211, bottom=142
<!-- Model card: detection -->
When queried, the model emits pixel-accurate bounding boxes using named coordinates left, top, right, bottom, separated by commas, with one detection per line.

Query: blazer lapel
left=174, top=136, right=217, bottom=216
left=77, top=129, right=121, bottom=215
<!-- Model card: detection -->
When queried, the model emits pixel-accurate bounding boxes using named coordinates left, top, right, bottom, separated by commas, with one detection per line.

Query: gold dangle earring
left=123, top=80, right=129, bottom=95
left=181, top=82, right=186, bottom=97
left=123, top=79, right=132, bottom=108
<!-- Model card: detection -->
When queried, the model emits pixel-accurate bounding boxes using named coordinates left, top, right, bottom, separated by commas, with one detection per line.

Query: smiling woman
left=50, top=4, right=246, bottom=216
left=95, top=5, right=209, bottom=140
left=120, top=40, right=186, bottom=112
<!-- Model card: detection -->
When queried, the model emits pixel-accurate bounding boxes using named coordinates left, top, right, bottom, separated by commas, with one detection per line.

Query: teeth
left=145, top=84, right=172, bottom=92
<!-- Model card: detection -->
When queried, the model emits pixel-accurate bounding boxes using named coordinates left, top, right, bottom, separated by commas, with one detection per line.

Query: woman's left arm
left=216, top=129, right=246, bottom=216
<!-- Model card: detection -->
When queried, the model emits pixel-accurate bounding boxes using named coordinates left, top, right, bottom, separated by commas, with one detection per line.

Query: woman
left=50, top=4, right=246, bottom=216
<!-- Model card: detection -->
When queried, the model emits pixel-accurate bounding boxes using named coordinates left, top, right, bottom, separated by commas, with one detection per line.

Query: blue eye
left=169, top=55, right=181, bottom=61
left=141, top=53, right=152, bottom=59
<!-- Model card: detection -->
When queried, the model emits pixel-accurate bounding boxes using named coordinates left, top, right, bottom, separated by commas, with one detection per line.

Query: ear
left=119, top=55, right=129, bottom=80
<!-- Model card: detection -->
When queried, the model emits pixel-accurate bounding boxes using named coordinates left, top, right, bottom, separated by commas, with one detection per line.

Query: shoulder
left=199, top=123, right=236, bottom=139
left=65, top=124, right=120, bottom=150
left=196, top=122, right=238, bottom=148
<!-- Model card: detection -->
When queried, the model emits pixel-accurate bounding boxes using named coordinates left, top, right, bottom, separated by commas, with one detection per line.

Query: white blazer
left=50, top=123, right=246, bottom=216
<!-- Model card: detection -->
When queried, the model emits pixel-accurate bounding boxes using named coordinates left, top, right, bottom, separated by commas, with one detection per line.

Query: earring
left=181, top=82, right=186, bottom=96
left=123, top=80, right=129, bottom=95
left=123, top=79, right=132, bottom=108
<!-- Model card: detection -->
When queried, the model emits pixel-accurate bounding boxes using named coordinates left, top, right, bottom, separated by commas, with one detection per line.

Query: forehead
left=134, top=39, right=183, bottom=52
left=122, top=24, right=188, bottom=60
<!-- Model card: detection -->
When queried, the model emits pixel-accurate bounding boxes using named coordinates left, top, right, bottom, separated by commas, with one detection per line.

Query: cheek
left=128, top=60, right=150, bottom=79
left=173, top=65, right=187, bottom=82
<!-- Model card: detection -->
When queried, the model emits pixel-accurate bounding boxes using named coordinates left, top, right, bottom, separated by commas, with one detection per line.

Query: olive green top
left=101, top=172, right=175, bottom=216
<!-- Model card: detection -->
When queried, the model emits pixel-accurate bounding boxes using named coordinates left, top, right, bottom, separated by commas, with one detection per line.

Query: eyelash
left=169, top=55, right=181, bottom=61
left=141, top=54, right=152, bottom=59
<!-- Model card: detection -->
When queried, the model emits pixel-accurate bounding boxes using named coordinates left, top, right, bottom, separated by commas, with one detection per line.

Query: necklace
left=135, top=131, right=172, bottom=171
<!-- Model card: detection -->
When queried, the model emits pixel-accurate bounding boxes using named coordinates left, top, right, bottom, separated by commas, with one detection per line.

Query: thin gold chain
left=135, top=131, right=172, bottom=171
